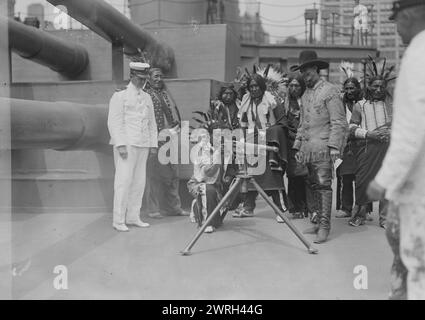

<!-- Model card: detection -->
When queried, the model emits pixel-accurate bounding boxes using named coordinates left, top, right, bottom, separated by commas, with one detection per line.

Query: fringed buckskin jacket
left=293, top=79, right=348, bottom=163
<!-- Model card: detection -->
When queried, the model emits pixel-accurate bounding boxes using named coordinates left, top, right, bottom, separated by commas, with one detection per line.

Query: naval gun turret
left=47, top=0, right=175, bottom=74
left=5, top=16, right=88, bottom=78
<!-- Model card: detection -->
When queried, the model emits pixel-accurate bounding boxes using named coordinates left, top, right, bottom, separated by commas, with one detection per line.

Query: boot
left=314, top=190, right=332, bottom=244
left=303, top=190, right=321, bottom=234
left=315, top=228, right=330, bottom=244
left=303, top=224, right=319, bottom=234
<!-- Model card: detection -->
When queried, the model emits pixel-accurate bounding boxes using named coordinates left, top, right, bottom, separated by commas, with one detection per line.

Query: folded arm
left=349, top=102, right=367, bottom=139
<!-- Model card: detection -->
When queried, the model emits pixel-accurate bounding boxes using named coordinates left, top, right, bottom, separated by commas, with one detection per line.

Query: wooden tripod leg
left=180, top=178, right=243, bottom=256
left=251, top=179, right=318, bottom=254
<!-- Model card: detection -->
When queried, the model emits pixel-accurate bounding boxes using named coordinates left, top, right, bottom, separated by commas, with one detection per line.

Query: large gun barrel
left=1, top=98, right=109, bottom=150
left=47, top=0, right=174, bottom=73
left=5, top=17, right=89, bottom=78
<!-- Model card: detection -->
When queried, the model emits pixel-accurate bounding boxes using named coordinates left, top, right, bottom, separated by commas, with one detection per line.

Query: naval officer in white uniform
left=107, top=62, right=158, bottom=231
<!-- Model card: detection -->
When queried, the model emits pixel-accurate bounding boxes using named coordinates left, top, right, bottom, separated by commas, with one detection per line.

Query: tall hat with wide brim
left=389, top=0, right=425, bottom=20
left=292, top=50, right=329, bottom=71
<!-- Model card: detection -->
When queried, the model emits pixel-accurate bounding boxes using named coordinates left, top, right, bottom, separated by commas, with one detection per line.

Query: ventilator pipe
left=47, top=0, right=175, bottom=74
left=1, top=97, right=109, bottom=151
left=5, top=17, right=89, bottom=78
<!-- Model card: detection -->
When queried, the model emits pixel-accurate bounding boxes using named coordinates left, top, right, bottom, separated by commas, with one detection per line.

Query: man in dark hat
left=367, top=0, right=425, bottom=300
left=292, top=50, right=348, bottom=243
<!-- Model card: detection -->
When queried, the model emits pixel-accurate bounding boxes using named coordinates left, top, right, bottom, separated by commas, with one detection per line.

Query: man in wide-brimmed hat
left=292, top=50, right=348, bottom=243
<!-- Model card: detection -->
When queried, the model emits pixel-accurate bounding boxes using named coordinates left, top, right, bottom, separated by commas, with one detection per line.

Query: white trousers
left=113, top=146, right=149, bottom=225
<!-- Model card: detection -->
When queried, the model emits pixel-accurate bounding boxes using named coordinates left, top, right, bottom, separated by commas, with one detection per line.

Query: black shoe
left=179, top=210, right=190, bottom=216
left=335, top=210, right=351, bottom=218
left=164, top=210, right=190, bottom=217
left=232, top=209, right=254, bottom=218
left=349, top=216, right=365, bottom=227
left=148, top=212, right=164, bottom=219
left=288, top=212, right=304, bottom=219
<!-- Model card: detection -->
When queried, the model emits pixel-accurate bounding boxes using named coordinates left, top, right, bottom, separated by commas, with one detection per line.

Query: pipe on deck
left=1, top=97, right=109, bottom=151
left=47, top=0, right=174, bottom=74
left=5, top=17, right=89, bottom=78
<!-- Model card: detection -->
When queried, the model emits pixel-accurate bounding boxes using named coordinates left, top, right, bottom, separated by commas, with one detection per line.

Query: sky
left=14, top=0, right=318, bottom=43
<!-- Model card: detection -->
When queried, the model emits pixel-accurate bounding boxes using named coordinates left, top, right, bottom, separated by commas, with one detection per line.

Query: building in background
left=276, top=36, right=298, bottom=45
left=26, top=3, right=44, bottom=27
left=240, top=11, right=269, bottom=43
left=7, top=0, right=16, bottom=18
left=241, top=0, right=269, bottom=43
left=129, top=0, right=207, bottom=26
left=128, top=0, right=241, bottom=38
left=320, top=0, right=403, bottom=84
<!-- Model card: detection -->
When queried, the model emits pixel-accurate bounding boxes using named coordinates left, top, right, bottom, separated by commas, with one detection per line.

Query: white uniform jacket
left=107, top=82, right=158, bottom=148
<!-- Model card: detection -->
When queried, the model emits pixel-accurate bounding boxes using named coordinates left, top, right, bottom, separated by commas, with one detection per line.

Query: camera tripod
left=180, top=144, right=318, bottom=256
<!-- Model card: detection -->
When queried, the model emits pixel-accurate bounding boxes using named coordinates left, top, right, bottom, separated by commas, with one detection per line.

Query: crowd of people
left=106, top=48, right=394, bottom=239
left=187, top=49, right=398, bottom=245
left=106, top=0, right=425, bottom=300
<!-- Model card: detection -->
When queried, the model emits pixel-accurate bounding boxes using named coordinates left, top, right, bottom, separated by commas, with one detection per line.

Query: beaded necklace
left=147, top=88, right=175, bottom=132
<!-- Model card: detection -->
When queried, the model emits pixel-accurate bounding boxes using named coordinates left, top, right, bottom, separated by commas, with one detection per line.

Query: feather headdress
left=233, top=64, right=285, bottom=87
left=255, top=64, right=287, bottom=102
left=129, top=48, right=151, bottom=65
left=340, top=61, right=355, bottom=79
left=364, top=55, right=397, bottom=84
left=362, top=55, right=397, bottom=100
left=256, top=64, right=286, bottom=89
left=190, top=106, right=230, bottom=132
left=191, top=110, right=213, bottom=130
left=232, top=67, right=249, bottom=90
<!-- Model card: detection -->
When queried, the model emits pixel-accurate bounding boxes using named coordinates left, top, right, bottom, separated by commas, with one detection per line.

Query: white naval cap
left=129, top=62, right=150, bottom=71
